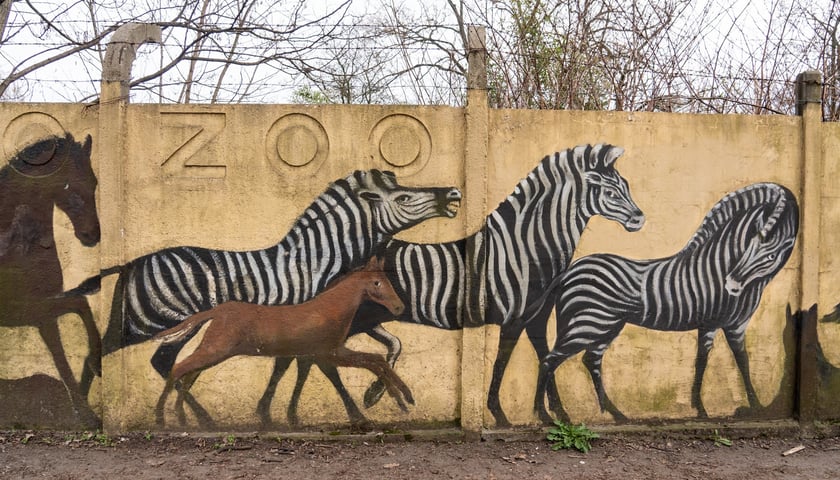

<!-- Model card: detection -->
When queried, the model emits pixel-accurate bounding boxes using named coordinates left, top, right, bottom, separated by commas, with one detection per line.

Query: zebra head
left=352, top=169, right=462, bottom=235
left=577, top=144, right=645, bottom=232
left=724, top=185, right=799, bottom=296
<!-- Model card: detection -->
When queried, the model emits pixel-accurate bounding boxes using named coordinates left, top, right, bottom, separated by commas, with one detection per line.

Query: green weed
left=546, top=420, right=600, bottom=453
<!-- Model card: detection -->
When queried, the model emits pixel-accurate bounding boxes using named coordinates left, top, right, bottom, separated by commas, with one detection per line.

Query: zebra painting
left=261, top=144, right=646, bottom=427
left=72, top=169, right=461, bottom=425
left=534, top=182, right=799, bottom=422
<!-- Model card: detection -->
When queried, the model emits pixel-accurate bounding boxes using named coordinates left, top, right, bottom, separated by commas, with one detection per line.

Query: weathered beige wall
left=1, top=100, right=837, bottom=432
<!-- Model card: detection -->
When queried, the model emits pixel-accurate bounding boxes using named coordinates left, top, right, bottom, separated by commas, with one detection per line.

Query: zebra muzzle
left=724, top=276, right=744, bottom=296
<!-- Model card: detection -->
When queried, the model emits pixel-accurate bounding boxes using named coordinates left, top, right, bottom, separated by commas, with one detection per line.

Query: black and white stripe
left=274, top=144, right=645, bottom=427
left=535, top=182, right=799, bottom=421
left=99, top=169, right=462, bottom=383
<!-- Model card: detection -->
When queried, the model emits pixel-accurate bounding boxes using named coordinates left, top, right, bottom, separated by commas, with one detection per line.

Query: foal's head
left=358, top=256, right=404, bottom=316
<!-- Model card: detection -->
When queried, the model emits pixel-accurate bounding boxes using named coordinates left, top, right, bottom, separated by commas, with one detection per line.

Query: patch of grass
left=214, top=434, right=237, bottom=449
left=710, top=429, right=732, bottom=447
left=546, top=420, right=600, bottom=453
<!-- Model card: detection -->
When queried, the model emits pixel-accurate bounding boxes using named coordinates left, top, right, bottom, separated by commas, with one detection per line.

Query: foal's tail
left=154, top=312, right=215, bottom=345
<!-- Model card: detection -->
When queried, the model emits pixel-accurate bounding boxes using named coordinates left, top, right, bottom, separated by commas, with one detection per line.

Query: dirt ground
left=1, top=427, right=839, bottom=479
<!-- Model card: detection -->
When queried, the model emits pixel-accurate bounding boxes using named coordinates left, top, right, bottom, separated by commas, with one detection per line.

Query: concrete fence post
left=795, top=70, right=823, bottom=426
left=461, top=25, right=488, bottom=438
left=98, top=23, right=161, bottom=430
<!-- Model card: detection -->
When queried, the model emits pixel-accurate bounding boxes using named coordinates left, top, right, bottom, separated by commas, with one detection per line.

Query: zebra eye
left=767, top=253, right=776, bottom=260
left=604, top=190, right=616, bottom=199
left=395, top=195, right=411, bottom=204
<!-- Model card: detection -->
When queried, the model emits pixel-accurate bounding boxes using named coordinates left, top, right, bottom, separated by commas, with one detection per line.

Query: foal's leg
left=692, top=328, right=717, bottom=418
left=329, top=347, right=414, bottom=411
left=287, top=358, right=313, bottom=426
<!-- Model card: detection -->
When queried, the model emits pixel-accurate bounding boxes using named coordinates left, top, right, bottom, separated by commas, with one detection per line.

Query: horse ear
left=9, top=136, right=63, bottom=177
left=82, top=134, right=92, bottom=156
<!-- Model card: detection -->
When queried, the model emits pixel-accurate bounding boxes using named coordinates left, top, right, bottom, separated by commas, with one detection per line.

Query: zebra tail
left=61, top=265, right=125, bottom=297
left=153, top=313, right=214, bottom=345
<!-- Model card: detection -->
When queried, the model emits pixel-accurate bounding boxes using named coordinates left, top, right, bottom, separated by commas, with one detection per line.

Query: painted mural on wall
left=1, top=129, right=805, bottom=431
left=0, top=133, right=101, bottom=427
left=268, top=144, right=646, bottom=428
left=535, top=183, right=799, bottom=423
left=68, top=168, right=462, bottom=426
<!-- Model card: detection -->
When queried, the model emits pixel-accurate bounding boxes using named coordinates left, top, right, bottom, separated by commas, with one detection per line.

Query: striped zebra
left=72, top=169, right=461, bottom=425
left=263, top=144, right=646, bottom=427
left=534, top=182, right=799, bottom=422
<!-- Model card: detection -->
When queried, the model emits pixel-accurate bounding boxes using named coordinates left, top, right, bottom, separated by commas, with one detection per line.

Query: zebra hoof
left=363, top=381, right=386, bottom=409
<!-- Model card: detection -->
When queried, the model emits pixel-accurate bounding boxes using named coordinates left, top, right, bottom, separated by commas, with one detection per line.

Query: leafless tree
left=0, top=0, right=352, bottom=103
left=0, top=0, right=838, bottom=118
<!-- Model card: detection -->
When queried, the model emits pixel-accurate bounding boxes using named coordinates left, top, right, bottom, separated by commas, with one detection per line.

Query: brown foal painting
left=152, top=256, right=413, bottom=427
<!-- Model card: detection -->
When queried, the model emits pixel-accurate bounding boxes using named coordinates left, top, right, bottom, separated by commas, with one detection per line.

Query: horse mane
left=682, top=182, right=792, bottom=252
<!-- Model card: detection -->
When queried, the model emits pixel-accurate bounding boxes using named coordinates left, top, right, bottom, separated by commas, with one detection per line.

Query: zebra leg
left=582, top=348, right=627, bottom=422
left=257, top=356, right=294, bottom=426
left=155, top=376, right=176, bottom=426
left=314, top=361, right=369, bottom=426
left=724, top=329, right=762, bottom=410
left=487, top=326, right=525, bottom=428
left=151, top=341, right=212, bottom=424
left=363, top=325, right=402, bottom=409
left=287, top=358, right=313, bottom=427
left=692, top=329, right=717, bottom=418
left=525, top=313, right=566, bottom=423
left=175, top=370, right=216, bottom=430
left=535, top=350, right=573, bottom=424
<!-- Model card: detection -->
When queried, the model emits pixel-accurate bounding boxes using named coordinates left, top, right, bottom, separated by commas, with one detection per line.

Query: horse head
left=10, top=133, right=100, bottom=247
left=360, top=256, right=405, bottom=316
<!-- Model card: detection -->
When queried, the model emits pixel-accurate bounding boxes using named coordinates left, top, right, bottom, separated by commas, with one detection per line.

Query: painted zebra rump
left=537, top=182, right=799, bottom=421
left=271, top=144, right=646, bottom=427
left=97, top=169, right=462, bottom=373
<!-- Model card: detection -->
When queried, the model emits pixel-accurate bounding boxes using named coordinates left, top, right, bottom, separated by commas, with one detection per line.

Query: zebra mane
left=683, top=182, right=792, bottom=251
left=498, top=143, right=622, bottom=210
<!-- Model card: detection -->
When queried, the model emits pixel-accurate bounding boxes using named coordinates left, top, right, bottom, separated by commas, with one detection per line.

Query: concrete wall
left=0, top=90, right=835, bottom=434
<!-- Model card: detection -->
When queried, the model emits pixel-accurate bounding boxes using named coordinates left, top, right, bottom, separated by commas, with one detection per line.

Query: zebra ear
left=599, top=145, right=624, bottom=169
left=754, top=213, right=767, bottom=239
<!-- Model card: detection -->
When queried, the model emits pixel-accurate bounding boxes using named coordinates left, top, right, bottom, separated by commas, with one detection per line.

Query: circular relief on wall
left=265, top=113, right=329, bottom=170
left=369, top=114, right=431, bottom=175
left=3, top=112, right=65, bottom=165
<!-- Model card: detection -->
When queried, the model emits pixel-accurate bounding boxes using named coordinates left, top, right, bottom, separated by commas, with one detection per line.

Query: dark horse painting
left=0, top=133, right=101, bottom=426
